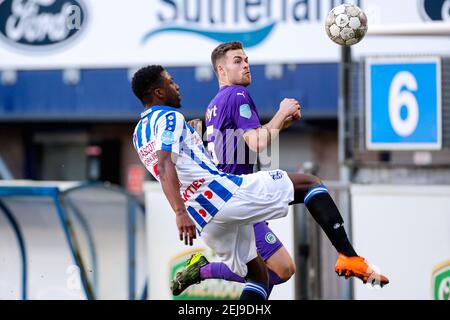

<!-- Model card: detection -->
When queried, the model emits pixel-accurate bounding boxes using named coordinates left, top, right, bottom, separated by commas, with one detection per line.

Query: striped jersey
left=133, top=105, right=243, bottom=232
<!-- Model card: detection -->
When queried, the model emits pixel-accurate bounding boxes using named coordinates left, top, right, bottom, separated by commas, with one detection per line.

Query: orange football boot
left=335, top=253, right=390, bottom=287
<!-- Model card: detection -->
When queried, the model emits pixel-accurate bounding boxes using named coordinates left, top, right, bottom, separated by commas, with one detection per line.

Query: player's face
left=162, top=71, right=181, bottom=108
left=222, top=49, right=251, bottom=86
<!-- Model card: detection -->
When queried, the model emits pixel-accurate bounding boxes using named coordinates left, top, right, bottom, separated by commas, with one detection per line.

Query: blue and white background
left=1, top=0, right=450, bottom=69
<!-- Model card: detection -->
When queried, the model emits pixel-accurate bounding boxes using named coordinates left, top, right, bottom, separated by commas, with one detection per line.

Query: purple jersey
left=205, top=85, right=261, bottom=175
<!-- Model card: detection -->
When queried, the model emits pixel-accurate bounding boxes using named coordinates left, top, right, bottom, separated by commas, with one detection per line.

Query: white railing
left=368, top=21, right=450, bottom=36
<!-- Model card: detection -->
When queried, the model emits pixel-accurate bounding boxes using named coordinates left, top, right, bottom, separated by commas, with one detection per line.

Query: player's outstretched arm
left=157, top=150, right=197, bottom=246
left=243, top=98, right=301, bottom=153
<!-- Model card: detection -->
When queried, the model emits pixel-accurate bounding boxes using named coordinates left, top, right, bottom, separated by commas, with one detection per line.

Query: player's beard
left=243, top=71, right=251, bottom=85
left=172, top=98, right=181, bottom=108
left=167, top=92, right=182, bottom=108
left=238, top=72, right=251, bottom=86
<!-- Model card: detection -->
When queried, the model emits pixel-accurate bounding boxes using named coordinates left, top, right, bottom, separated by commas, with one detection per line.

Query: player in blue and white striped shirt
left=133, top=89, right=243, bottom=233
left=131, top=65, right=389, bottom=300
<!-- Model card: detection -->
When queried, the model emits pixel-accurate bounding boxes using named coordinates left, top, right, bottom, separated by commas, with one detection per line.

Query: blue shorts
left=253, top=221, right=284, bottom=261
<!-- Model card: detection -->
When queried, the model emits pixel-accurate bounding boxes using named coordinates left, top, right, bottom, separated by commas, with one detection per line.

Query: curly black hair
left=131, top=65, right=165, bottom=105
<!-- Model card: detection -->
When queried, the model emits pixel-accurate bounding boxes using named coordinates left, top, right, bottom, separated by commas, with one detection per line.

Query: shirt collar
left=140, top=105, right=178, bottom=119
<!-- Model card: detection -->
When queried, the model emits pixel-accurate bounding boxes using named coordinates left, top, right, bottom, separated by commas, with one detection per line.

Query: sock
left=200, top=262, right=245, bottom=283
left=199, top=262, right=287, bottom=289
left=304, top=186, right=358, bottom=257
left=199, top=262, right=285, bottom=299
left=240, top=281, right=268, bottom=300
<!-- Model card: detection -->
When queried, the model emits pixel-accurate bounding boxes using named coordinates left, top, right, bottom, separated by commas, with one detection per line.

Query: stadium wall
left=351, top=185, right=450, bottom=300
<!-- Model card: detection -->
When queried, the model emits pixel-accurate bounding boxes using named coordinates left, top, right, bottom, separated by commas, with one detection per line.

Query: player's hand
left=188, top=118, right=202, bottom=133
left=282, top=116, right=294, bottom=129
left=281, top=103, right=301, bottom=129
left=292, top=108, right=301, bottom=120
left=279, top=98, right=301, bottom=119
left=176, top=212, right=197, bottom=246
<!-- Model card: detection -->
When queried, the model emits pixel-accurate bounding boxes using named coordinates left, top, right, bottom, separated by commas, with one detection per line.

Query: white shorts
left=201, top=170, right=295, bottom=277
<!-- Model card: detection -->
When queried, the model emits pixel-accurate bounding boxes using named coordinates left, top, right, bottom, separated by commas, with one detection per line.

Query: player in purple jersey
left=172, top=42, right=301, bottom=297
left=171, top=42, right=389, bottom=298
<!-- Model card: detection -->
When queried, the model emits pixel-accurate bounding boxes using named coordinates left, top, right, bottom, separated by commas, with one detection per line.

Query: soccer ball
left=325, top=4, right=368, bottom=46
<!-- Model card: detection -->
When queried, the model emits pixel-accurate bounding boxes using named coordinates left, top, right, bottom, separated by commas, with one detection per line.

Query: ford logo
left=420, top=0, right=450, bottom=21
left=0, top=0, right=87, bottom=50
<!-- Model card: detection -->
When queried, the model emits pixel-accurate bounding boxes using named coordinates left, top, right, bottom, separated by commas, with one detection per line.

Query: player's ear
left=217, top=63, right=225, bottom=77
left=154, top=87, right=165, bottom=99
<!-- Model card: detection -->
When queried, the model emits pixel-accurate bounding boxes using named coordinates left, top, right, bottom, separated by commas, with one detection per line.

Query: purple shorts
left=253, top=221, right=284, bottom=261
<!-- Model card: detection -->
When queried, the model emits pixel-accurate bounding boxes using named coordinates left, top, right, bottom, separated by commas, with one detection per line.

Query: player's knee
left=277, top=262, right=296, bottom=281
left=309, top=175, right=323, bottom=189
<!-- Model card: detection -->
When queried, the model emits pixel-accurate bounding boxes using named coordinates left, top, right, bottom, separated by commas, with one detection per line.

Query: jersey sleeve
left=154, top=111, right=185, bottom=155
left=230, top=88, right=261, bottom=132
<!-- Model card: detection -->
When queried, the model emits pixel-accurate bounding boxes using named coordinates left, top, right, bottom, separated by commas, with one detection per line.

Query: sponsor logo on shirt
left=138, top=141, right=158, bottom=166
left=181, top=178, right=206, bottom=203
left=239, top=104, right=252, bottom=119
left=333, top=222, right=344, bottom=230
left=265, top=232, right=277, bottom=244
left=269, top=170, right=283, bottom=181
left=161, top=130, right=175, bottom=145
left=206, top=105, right=217, bottom=121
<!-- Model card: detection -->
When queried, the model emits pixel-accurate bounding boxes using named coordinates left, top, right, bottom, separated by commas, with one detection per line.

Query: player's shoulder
left=224, top=85, right=252, bottom=107
left=153, top=106, right=185, bottom=121
left=228, top=85, right=250, bottom=98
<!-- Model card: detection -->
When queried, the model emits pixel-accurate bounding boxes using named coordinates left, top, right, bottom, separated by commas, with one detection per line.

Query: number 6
left=389, top=71, right=419, bottom=137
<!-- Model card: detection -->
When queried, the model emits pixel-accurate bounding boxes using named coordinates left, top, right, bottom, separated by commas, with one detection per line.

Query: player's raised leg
left=287, top=172, right=389, bottom=286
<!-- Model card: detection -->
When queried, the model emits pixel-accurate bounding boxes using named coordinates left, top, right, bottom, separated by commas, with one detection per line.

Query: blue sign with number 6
left=366, top=57, right=441, bottom=150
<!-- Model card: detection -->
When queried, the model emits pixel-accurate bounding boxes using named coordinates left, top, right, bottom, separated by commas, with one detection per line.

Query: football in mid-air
left=325, top=4, right=368, bottom=46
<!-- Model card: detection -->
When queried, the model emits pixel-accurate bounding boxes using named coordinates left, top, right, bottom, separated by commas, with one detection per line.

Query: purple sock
left=200, top=262, right=245, bottom=283
left=199, top=263, right=287, bottom=294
